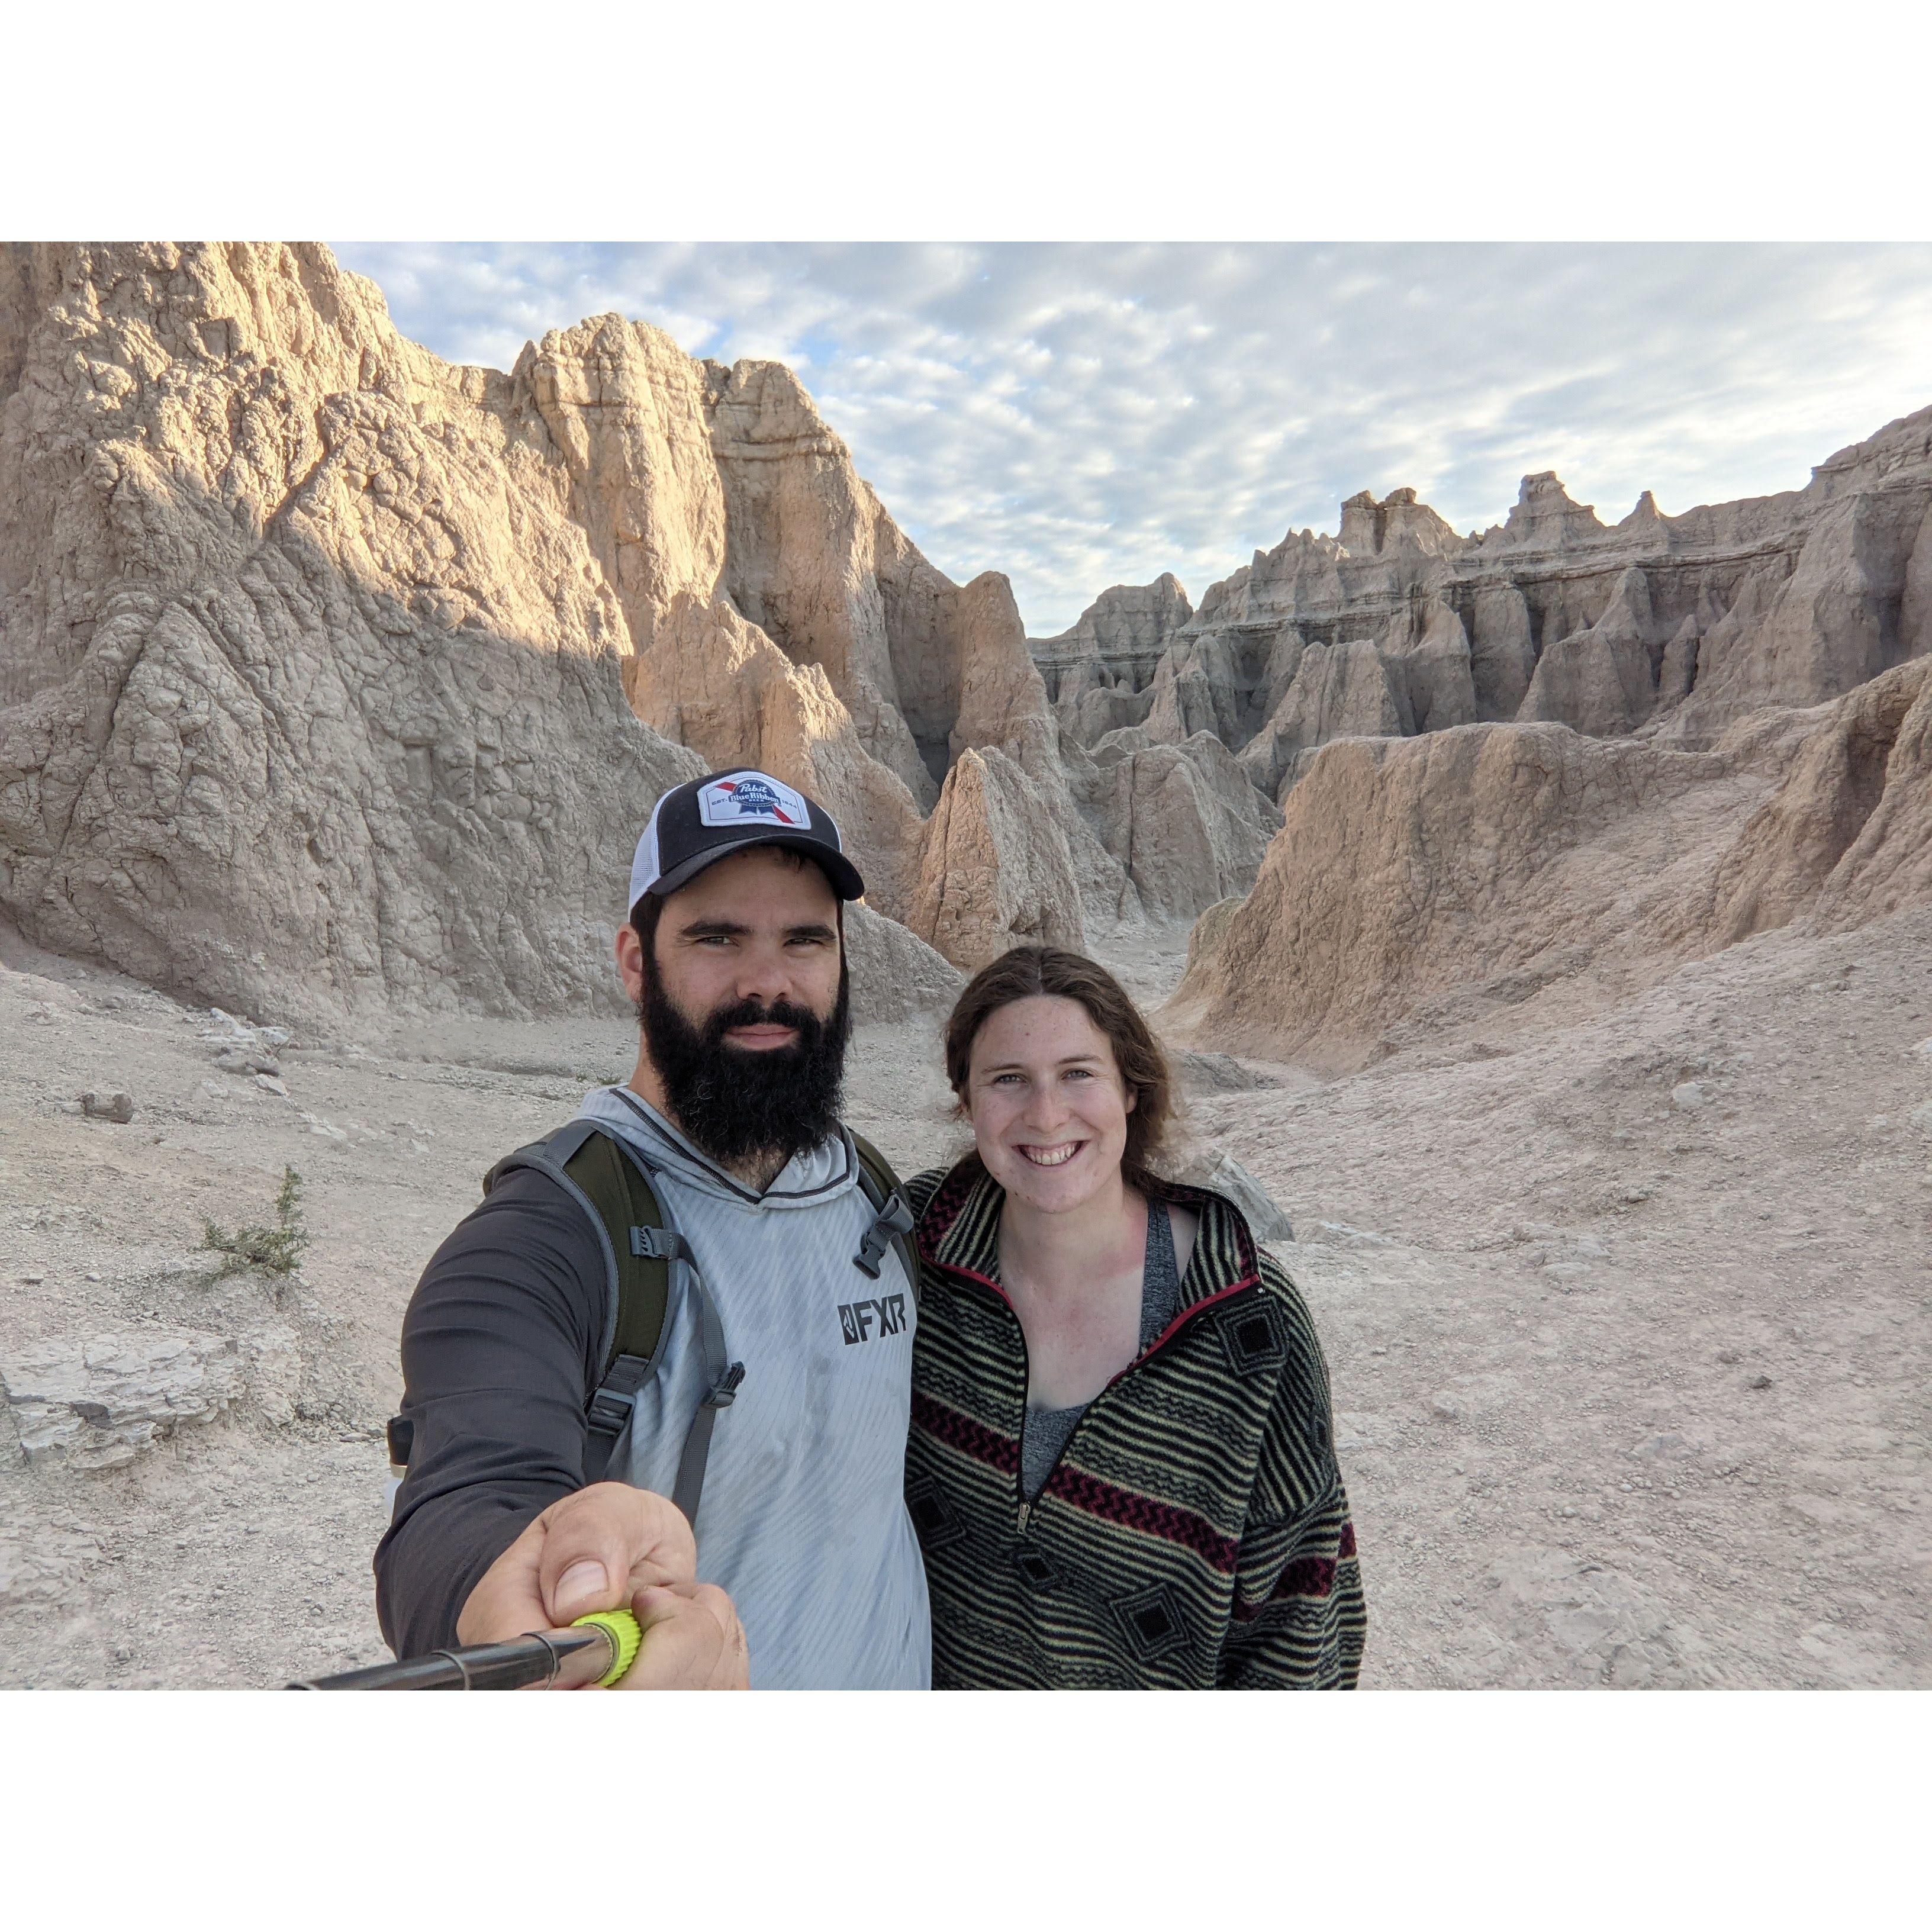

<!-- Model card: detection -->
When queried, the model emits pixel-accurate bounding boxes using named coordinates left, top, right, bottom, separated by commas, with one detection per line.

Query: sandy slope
left=1194, top=909, right=1932, bottom=1687
left=1, top=912, right=1925, bottom=1689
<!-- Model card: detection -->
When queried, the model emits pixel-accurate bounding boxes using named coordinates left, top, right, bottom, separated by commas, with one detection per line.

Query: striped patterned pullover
left=904, top=1158, right=1366, bottom=1689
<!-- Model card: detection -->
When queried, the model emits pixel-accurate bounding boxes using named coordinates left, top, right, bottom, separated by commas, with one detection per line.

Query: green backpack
left=387, top=1121, right=917, bottom=1526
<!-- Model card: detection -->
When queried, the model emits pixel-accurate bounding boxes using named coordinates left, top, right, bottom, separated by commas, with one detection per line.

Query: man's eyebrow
left=671, top=917, right=838, bottom=942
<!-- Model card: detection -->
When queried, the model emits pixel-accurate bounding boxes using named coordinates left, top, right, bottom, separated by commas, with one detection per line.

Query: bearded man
left=373, top=769, right=930, bottom=1690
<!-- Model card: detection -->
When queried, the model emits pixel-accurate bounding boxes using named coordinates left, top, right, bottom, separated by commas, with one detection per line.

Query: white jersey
left=575, top=1086, right=930, bottom=1690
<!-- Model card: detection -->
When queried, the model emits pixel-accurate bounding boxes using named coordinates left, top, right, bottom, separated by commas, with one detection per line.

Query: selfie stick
left=288, top=1608, right=643, bottom=1690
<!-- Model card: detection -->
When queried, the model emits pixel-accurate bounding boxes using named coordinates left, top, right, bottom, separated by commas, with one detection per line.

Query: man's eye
left=1064, top=1068, right=1094, bottom=1080
left=991, top=1073, right=1025, bottom=1087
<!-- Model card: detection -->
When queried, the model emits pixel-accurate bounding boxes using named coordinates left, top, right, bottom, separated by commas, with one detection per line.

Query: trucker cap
left=628, top=768, right=865, bottom=913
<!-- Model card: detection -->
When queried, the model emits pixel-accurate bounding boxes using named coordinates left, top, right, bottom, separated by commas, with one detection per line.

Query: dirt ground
left=1, top=907, right=1926, bottom=1689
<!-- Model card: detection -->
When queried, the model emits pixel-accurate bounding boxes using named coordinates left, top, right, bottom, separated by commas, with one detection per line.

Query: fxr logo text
left=838, top=1295, right=908, bottom=1345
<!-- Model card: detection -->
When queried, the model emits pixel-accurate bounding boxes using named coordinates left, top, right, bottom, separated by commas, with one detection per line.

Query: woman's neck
left=998, top=1168, right=1144, bottom=1305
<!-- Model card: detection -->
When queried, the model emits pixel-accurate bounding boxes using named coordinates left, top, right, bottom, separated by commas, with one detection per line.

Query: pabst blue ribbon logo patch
left=697, top=771, right=811, bottom=829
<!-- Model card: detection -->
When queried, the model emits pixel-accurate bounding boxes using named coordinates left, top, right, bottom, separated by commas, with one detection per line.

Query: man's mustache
left=702, top=996, right=824, bottom=1045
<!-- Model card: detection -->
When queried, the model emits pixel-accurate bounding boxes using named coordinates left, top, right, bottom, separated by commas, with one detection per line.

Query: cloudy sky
left=334, top=243, right=1932, bottom=636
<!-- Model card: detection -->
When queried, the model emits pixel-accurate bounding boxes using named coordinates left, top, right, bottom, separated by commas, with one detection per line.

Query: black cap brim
left=648, top=833, right=865, bottom=906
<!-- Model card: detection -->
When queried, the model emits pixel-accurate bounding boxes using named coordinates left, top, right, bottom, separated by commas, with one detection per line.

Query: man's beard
left=637, top=962, right=850, bottom=1173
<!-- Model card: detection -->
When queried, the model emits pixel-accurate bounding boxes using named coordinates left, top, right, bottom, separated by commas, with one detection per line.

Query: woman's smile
left=1016, top=1139, right=1085, bottom=1168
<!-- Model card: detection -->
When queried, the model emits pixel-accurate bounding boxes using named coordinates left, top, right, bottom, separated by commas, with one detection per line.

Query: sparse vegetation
left=200, top=1165, right=310, bottom=1281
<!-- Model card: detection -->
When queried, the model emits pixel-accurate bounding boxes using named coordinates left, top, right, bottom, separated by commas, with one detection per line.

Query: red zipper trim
left=926, top=1199, right=1268, bottom=1525
left=928, top=1257, right=1264, bottom=1411
left=930, top=1257, right=1012, bottom=1305
left=1103, top=1273, right=1261, bottom=1393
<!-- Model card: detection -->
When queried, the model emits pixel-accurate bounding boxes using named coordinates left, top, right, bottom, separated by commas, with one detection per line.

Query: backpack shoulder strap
left=487, top=1120, right=671, bottom=1366
left=391, top=1127, right=624, bottom=1483
left=850, top=1131, right=919, bottom=1302
left=397, top=1120, right=741, bottom=1523
left=563, top=1126, right=682, bottom=1372
left=598, top=1132, right=742, bottom=1524
left=486, top=1121, right=689, bottom=1488
left=485, top=1119, right=626, bottom=1358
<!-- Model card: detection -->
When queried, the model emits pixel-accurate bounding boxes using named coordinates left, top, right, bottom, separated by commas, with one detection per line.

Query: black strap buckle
left=585, top=1352, right=656, bottom=1437
left=704, top=1361, right=746, bottom=1409
left=630, top=1225, right=690, bottom=1262
left=586, top=1387, right=633, bottom=1437
left=854, top=1193, right=915, bottom=1279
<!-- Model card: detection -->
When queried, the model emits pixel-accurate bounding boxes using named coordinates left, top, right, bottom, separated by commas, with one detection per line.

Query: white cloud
left=333, top=242, right=1932, bottom=634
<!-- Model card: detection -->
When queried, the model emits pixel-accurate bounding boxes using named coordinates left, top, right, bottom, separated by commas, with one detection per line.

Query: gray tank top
left=1018, top=1196, right=1183, bottom=1501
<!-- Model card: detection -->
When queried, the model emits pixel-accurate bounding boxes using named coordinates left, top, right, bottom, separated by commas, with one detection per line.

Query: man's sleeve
left=372, top=1165, right=609, bottom=1659
left=1216, top=1267, right=1368, bottom=1689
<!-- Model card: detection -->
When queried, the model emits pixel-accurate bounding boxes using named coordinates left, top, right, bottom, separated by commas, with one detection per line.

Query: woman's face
left=963, top=994, right=1135, bottom=1213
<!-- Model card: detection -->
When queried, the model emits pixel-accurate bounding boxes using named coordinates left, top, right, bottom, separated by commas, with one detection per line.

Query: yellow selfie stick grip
left=572, top=1608, right=642, bottom=1687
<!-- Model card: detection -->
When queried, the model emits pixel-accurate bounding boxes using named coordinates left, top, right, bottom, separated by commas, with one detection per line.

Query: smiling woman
left=903, top=944, right=1366, bottom=1689
left=944, top=944, right=1171, bottom=1188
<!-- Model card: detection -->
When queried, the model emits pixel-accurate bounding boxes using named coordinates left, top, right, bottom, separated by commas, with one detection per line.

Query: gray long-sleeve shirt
left=375, top=1087, right=930, bottom=1689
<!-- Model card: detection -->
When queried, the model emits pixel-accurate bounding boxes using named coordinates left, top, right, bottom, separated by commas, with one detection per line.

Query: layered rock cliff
left=1, top=242, right=1257, bottom=1023
left=1036, top=424, right=1932, bottom=781
left=1164, top=655, right=1932, bottom=1070
left=1029, top=411, right=1932, bottom=1067
left=0, top=244, right=703, bottom=1023
left=7, top=241, right=1930, bottom=1053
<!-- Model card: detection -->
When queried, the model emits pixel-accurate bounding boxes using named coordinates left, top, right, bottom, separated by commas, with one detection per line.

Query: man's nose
left=732, top=946, right=796, bottom=1004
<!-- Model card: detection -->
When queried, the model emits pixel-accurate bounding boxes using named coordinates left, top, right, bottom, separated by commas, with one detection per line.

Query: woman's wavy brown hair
left=944, top=944, right=1173, bottom=1183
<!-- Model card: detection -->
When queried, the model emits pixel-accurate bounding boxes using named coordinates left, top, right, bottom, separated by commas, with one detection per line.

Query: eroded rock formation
left=1031, top=574, right=1190, bottom=747
left=1076, top=728, right=1281, bottom=920
left=907, top=746, right=1085, bottom=971
left=1034, top=420, right=1932, bottom=787
left=1164, top=656, right=1932, bottom=1069
left=0, top=242, right=1192, bottom=1023
left=1051, top=406, right=1932, bottom=1071
left=7, top=240, right=1931, bottom=1049
left=0, top=244, right=711, bottom=1024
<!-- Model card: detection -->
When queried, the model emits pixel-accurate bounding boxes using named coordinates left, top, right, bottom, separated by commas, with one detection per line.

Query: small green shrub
left=201, top=1165, right=310, bottom=1281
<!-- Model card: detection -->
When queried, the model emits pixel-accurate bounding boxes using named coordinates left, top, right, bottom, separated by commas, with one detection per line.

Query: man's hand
left=610, top=1581, right=748, bottom=1691
left=456, top=1482, right=748, bottom=1689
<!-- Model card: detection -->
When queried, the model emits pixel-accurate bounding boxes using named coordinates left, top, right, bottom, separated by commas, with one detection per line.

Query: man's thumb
left=551, top=1558, right=611, bottom=1622
left=537, top=1483, right=697, bottom=1625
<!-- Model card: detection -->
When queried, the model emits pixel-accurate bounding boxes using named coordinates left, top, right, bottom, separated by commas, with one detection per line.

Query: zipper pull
left=1016, top=1499, right=1032, bottom=1534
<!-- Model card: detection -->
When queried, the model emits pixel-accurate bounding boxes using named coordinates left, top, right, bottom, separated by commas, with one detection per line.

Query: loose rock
left=1167, top=1148, right=1295, bottom=1242
left=1175, top=1051, right=1283, bottom=1097
left=0, top=1331, right=244, bottom=1470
